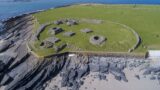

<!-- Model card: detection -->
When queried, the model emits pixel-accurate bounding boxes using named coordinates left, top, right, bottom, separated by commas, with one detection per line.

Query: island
left=0, top=4, right=160, bottom=90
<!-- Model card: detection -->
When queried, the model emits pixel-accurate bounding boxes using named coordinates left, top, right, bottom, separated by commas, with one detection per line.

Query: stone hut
left=49, top=27, right=63, bottom=35
left=45, top=37, right=60, bottom=44
left=89, top=35, right=106, bottom=45
left=81, top=28, right=93, bottom=33
left=53, top=20, right=63, bottom=25
left=63, top=31, right=75, bottom=37
left=53, top=43, right=67, bottom=52
left=41, top=41, right=53, bottom=48
left=66, top=19, right=78, bottom=26
left=41, top=37, right=60, bottom=48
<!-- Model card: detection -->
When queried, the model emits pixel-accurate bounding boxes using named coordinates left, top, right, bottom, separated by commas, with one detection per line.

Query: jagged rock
left=117, top=63, right=126, bottom=70
left=79, top=81, right=84, bottom=85
left=99, top=62, right=109, bottom=73
left=110, top=67, right=128, bottom=82
left=89, top=63, right=99, bottom=72
left=150, top=76, right=156, bottom=80
left=99, top=74, right=106, bottom=80
left=135, top=75, right=140, bottom=80
left=0, top=55, right=13, bottom=65
left=68, top=69, right=77, bottom=82
left=72, top=81, right=79, bottom=90
left=115, top=76, right=121, bottom=81
left=0, top=74, right=13, bottom=85
left=0, top=61, right=5, bottom=72
left=77, top=64, right=89, bottom=78
left=0, top=40, right=11, bottom=52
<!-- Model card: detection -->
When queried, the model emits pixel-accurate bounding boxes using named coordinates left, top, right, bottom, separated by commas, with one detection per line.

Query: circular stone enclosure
left=90, top=35, right=106, bottom=45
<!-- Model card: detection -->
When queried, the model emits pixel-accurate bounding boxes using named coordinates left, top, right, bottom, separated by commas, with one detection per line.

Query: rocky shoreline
left=0, top=15, right=160, bottom=90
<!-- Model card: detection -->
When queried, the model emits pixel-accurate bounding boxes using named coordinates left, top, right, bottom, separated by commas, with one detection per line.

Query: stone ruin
left=53, top=19, right=78, bottom=26
left=66, top=19, right=78, bottom=26
left=53, top=20, right=63, bottom=25
left=53, top=43, right=67, bottom=53
left=63, top=31, right=75, bottom=37
left=81, top=28, right=93, bottom=33
left=49, top=27, right=63, bottom=35
left=40, top=41, right=53, bottom=48
left=89, top=35, right=106, bottom=45
left=40, top=37, right=60, bottom=48
left=40, top=37, right=67, bottom=52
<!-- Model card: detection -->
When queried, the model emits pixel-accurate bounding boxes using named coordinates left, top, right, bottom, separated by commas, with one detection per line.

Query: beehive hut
left=89, top=35, right=106, bottom=45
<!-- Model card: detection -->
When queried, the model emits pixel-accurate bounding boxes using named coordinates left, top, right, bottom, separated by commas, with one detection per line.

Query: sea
left=0, top=0, right=160, bottom=31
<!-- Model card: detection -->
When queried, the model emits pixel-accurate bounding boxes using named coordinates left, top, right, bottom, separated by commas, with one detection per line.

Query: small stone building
left=53, top=43, right=67, bottom=52
left=53, top=20, right=63, bottom=25
left=81, top=28, right=93, bottom=33
left=41, top=41, right=53, bottom=48
left=49, top=27, right=63, bottom=35
left=66, top=19, right=78, bottom=26
left=63, top=31, right=75, bottom=37
left=45, top=37, right=60, bottom=44
left=89, top=35, right=106, bottom=45
left=41, top=37, right=60, bottom=48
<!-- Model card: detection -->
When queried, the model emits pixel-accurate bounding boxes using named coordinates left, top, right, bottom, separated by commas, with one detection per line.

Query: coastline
left=1, top=3, right=160, bottom=22
left=0, top=9, right=160, bottom=90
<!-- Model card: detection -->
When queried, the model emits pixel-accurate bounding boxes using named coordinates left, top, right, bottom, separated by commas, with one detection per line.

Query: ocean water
left=0, top=0, right=160, bottom=31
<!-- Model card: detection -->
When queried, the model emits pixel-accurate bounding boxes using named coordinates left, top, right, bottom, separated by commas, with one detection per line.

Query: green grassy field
left=32, top=4, right=160, bottom=56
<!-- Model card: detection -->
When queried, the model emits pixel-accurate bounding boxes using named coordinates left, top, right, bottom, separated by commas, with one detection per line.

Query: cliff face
left=1, top=52, right=159, bottom=90
left=0, top=15, right=160, bottom=90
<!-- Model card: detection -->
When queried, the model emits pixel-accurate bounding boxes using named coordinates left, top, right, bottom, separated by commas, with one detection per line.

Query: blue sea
left=0, top=0, right=160, bottom=31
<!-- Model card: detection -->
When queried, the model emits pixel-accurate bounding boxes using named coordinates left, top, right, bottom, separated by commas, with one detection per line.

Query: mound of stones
left=89, top=35, right=106, bottom=45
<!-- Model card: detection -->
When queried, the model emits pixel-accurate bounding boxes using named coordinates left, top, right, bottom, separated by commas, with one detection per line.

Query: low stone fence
left=41, top=51, right=146, bottom=59
left=69, top=51, right=146, bottom=59
left=33, top=22, right=52, bottom=41
left=105, top=21, right=141, bottom=52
